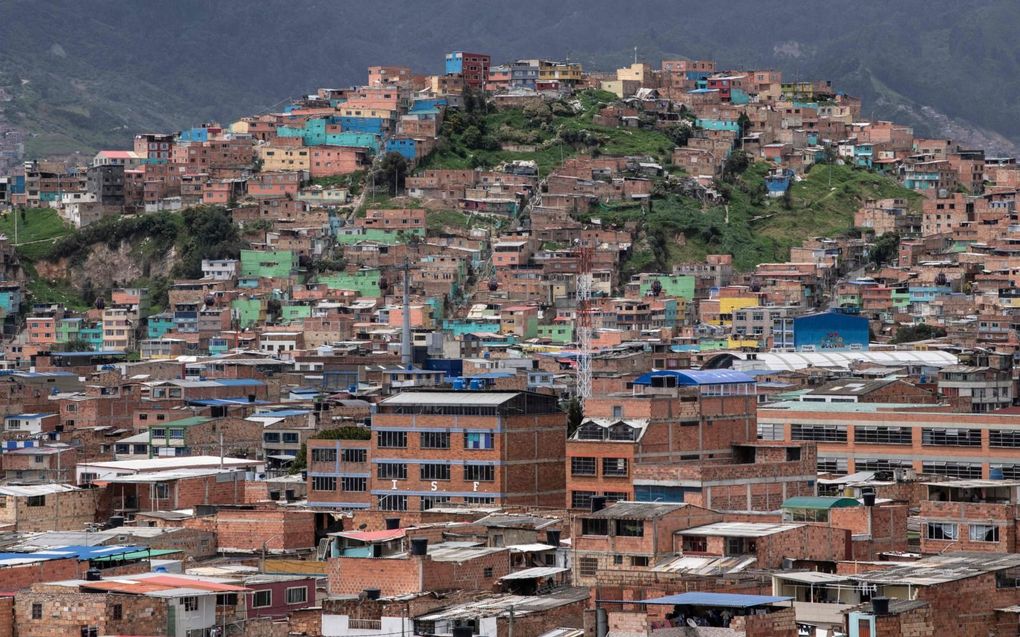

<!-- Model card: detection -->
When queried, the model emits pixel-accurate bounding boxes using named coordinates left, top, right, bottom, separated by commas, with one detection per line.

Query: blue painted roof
left=187, top=398, right=270, bottom=407
left=639, top=592, right=792, bottom=608
left=4, top=413, right=53, bottom=419
left=212, top=379, right=263, bottom=387
left=633, top=370, right=755, bottom=386
left=0, top=545, right=146, bottom=561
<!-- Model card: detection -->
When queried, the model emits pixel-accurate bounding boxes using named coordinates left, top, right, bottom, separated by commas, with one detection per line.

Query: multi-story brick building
left=369, top=390, right=566, bottom=511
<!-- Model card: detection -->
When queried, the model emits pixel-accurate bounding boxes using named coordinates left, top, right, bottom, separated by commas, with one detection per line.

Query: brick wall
left=15, top=587, right=168, bottom=637
left=182, top=507, right=315, bottom=552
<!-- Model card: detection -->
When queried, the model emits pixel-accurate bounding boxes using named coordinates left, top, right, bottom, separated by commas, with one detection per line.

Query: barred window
left=602, top=458, right=628, bottom=477
left=757, top=423, right=784, bottom=441
left=377, top=430, right=407, bottom=448
left=464, top=464, right=495, bottom=481
left=817, top=457, right=848, bottom=474
left=571, top=457, right=596, bottom=476
left=603, top=491, right=628, bottom=502
left=377, top=463, right=407, bottom=480
left=311, top=448, right=337, bottom=462
left=921, top=428, right=982, bottom=447
left=791, top=424, right=847, bottom=442
left=572, top=490, right=596, bottom=509
left=420, top=431, right=450, bottom=449
left=420, top=495, right=451, bottom=511
left=311, top=476, right=336, bottom=491
left=990, top=430, right=1020, bottom=448
left=854, top=459, right=913, bottom=473
left=993, top=465, right=1020, bottom=480
left=922, top=461, right=982, bottom=478
left=463, top=496, right=495, bottom=505
left=854, top=426, right=913, bottom=445
left=578, top=557, right=598, bottom=577
left=420, top=464, right=451, bottom=481
left=341, top=477, right=367, bottom=492
left=378, top=494, right=407, bottom=511
left=342, top=448, right=367, bottom=463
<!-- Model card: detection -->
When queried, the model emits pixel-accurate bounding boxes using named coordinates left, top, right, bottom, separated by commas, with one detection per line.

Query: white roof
left=775, top=571, right=852, bottom=584
left=380, top=392, right=521, bottom=406
left=79, top=456, right=259, bottom=474
left=506, top=543, right=556, bottom=553
left=678, top=522, right=804, bottom=538
left=499, top=566, right=568, bottom=580
left=0, top=484, right=80, bottom=497
left=730, top=350, right=957, bottom=372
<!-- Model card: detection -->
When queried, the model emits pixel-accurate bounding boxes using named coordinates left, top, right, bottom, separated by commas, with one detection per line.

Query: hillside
left=3, top=0, right=1020, bottom=155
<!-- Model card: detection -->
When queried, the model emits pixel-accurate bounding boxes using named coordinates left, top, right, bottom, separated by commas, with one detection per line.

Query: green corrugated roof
left=782, top=496, right=860, bottom=510
left=91, top=548, right=182, bottom=562
left=162, top=417, right=212, bottom=428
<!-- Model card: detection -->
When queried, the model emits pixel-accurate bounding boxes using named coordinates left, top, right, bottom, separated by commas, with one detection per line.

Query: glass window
left=377, top=431, right=407, bottom=448
left=922, top=428, right=982, bottom=447
left=182, top=596, right=199, bottom=612
left=420, top=464, right=451, bottom=481
left=312, top=476, right=336, bottom=491
left=377, top=463, right=407, bottom=480
left=602, top=458, right=628, bottom=477
left=854, top=426, right=913, bottom=445
left=282, top=433, right=299, bottom=444
left=925, top=522, right=958, bottom=540
left=311, top=448, right=337, bottom=462
left=342, top=448, right=367, bottom=463
left=252, top=590, right=272, bottom=608
left=286, top=587, right=308, bottom=605
left=464, top=464, right=495, bottom=481
left=970, top=524, right=1000, bottom=543
left=420, top=431, right=450, bottom=449
left=578, top=557, right=598, bottom=577
left=791, top=424, right=847, bottom=442
left=464, top=432, right=493, bottom=450
left=615, top=519, right=644, bottom=537
left=571, top=457, right=596, bottom=476
left=378, top=494, right=407, bottom=511
left=341, top=477, right=367, bottom=492
left=581, top=518, right=608, bottom=535
left=571, top=490, right=595, bottom=509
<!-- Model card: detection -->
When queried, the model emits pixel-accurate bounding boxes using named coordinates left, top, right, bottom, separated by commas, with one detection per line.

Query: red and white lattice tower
left=575, top=240, right=595, bottom=405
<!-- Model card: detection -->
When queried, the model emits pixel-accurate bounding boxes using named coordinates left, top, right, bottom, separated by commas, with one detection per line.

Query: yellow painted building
left=540, top=61, right=583, bottom=83
left=616, top=62, right=653, bottom=85
left=719, top=296, right=760, bottom=324
left=258, top=146, right=310, bottom=172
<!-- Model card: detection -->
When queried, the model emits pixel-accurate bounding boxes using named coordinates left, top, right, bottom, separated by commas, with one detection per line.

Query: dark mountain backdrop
left=3, top=0, right=1020, bottom=155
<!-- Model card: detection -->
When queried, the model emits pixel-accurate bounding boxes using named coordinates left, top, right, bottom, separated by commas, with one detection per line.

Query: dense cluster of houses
left=0, top=48, right=1019, bottom=637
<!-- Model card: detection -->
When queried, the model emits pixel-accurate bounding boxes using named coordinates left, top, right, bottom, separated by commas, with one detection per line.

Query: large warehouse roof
left=709, top=350, right=958, bottom=372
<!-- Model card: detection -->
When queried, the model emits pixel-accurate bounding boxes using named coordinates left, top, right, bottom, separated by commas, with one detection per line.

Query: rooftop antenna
left=401, top=257, right=412, bottom=370
left=634, top=46, right=638, bottom=65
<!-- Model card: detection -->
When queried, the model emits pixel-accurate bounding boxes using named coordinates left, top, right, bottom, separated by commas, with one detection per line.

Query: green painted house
left=240, top=250, right=297, bottom=279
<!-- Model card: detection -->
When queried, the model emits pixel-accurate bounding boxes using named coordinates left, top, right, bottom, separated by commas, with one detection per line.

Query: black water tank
left=85, top=568, right=102, bottom=581
left=372, top=544, right=383, bottom=558
left=871, top=596, right=890, bottom=616
left=590, top=496, right=607, bottom=513
left=452, top=627, right=473, bottom=637
left=107, top=515, right=124, bottom=529
left=862, top=491, right=877, bottom=507
left=364, top=588, right=381, bottom=601
left=410, top=537, right=429, bottom=556
left=385, top=518, right=401, bottom=530
left=546, top=530, right=561, bottom=546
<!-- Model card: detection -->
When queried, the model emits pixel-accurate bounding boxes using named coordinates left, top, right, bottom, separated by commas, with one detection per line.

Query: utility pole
left=400, top=258, right=412, bottom=370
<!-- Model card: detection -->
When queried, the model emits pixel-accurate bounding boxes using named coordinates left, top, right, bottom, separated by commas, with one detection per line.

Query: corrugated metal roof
left=782, top=496, right=861, bottom=510
left=652, top=554, right=757, bottom=575
left=727, top=350, right=957, bottom=372
left=638, top=592, right=792, bottom=607
left=585, top=501, right=687, bottom=520
left=381, top=392, right=520, bottom=406
left=678, top=522, right=804, bottom=538
left=633, top=370, right=755, bottom=386
left=499, top=566, right=568, bottom=580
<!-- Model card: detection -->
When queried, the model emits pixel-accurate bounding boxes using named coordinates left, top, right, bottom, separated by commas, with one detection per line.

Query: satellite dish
left=686, top=619, right=698, bottom=628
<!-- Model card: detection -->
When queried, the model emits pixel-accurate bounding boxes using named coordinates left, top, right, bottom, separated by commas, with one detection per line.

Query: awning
left=333, top=529, right=405, bottom=543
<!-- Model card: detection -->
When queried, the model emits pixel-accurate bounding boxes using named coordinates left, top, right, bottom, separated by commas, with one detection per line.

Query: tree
left=869, top=232, right=901, bottom=267
left=721, top=150, right=751, bottom=183
left=664, top=122, right=692, bottom=147
left=377, top=152, right=409, bottom=195
left=736, top=112, right=752, bottom=144
left=565, top=398, right=584, bottom=437
left=266, top=298, right=283, bottom=323
left=61, top=338, right=95, bottom=352
left=891, top=323, right=947, bottom=344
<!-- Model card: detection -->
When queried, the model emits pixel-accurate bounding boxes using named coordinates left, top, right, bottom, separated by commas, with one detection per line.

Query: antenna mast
left=575, top=240, right=594, bottom=405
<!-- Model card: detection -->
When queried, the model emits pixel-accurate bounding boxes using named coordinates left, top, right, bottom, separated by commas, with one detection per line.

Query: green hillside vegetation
left=423, top=89, right=675, bottom=174
left=582, top=160, right=920, bottom=273
left=0, top=208, right=74, bottom=260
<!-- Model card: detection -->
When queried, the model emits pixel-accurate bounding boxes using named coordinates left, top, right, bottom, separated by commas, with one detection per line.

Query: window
left=378, top=494, right=408, bottom=511
left=922, top=461, right=982, bottom=479
left=342, top=448, right=367, bottom=463
left=581, top=518, right=609, bottom=535
left=31, top=603, right=41, bottom=620
left=286, top=587, right=308, bottom=605
left=169, top=428, right=184, bottom=440
left=420, top=431, right=450, bottom=449
left=854, top=426, right=913, bottom=445
left=377, top=463, right=407, bottom=480
left=631, top=556, right=649, bottom=567
left=252, top=590, right=272, bottom=608
left=483, top=567, right=493, bottom=578
left=421, top=495, right=451, bottom=511
left=182, top=596, right=199, bottom=612
left=682, top=536, right=707, bottom=553
left=615, top=520, right=644, bottom=537
left=922, top=428, right=982, bottom=447
left=579, top=557, right=598, bottom=577
left=571, top=457, right=596, bottom=476
left=464, top=464, right=495, bottom=481
left=26, top=495, right=45, bottom=507
left=263, top=432, right=280, bottom=443
left=613, top=555, right=623, bottom=565
left=612, top=405, right=623, bottom=419
left=377, top=430, right=407, bottom=448
left=312, top=476, right=337, bottom=491
left=757, top=423, right=784, bottom=441
left=925, top=522, right=958, bottom=541
left=571, top=490, right=596, bottom=509
left=970, top=524, right=1000, bottom=543
left=463, top=496, right=495, bottom=505
left=603, top=491, right=628, bottom=503
left=464, top=432, right=494, bottom=450
left=990, top=430, right=1020, bottom=448
left=817, top=458, right=848, bottom=474
left=341, top=477, right=367, bottom=492
left=311, top=448, right=337, bottom=463
left=420, top=464, right=451, bottom=481
left=112, top=604, right=122, bottom=620
left=791, top=424, right=847, bottom=442
left=283, top=433, right=299, bottom=444
left=152, top=428, right=166, bottom=439
left=602, top=458, right=628, bottom=477
left=33, top=455, right=44, bottom=464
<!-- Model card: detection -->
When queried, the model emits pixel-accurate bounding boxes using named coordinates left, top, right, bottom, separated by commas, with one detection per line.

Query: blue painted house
left=775, top=311, right=869, bottom=352
left=385, top=138, right=417, bottom=161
